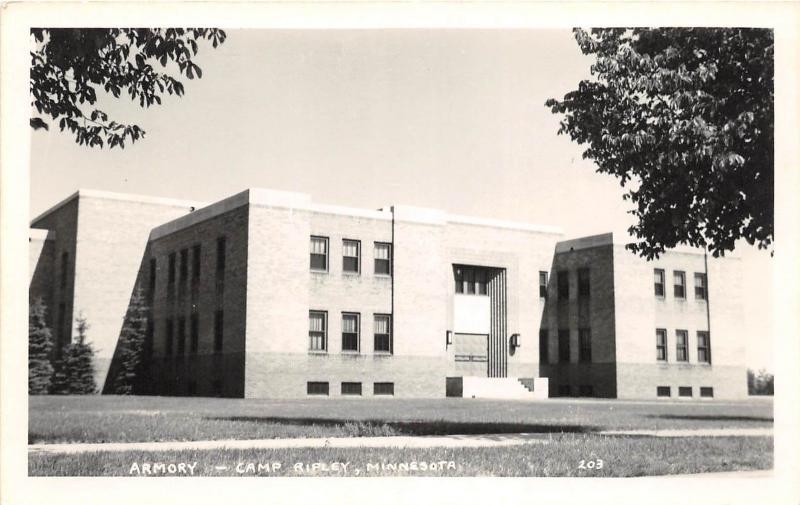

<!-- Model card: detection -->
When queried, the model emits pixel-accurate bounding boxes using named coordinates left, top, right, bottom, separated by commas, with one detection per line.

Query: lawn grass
left=28, top=434, right=773, bottom=477
left=29, top=395, right=773, bottom=444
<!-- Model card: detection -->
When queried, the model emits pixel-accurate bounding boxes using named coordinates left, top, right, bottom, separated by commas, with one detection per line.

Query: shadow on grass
left=202, top=416, right=598, bottom=435
left=646, top=414, right=773, bottom=422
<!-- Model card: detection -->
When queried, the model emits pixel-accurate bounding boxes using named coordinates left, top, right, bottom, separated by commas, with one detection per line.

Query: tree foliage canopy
left=110, top=287, right=149, bottom=395
left=29, top=298, right=54, bottom=395
left=30, top=28, right=226, bottom=149
left=51, top=313, right=97, bottom=395
left=546, top=28, right=773, bottom=258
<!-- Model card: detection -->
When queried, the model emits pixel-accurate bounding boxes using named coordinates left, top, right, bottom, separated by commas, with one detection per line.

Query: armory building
left=29, top=188, right=748, bottom=400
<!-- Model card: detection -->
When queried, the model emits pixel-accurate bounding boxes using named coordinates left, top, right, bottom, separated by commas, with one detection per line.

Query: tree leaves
left=29, top=28, right=226, bottom=149
left=547, top=28, right=773, bottom=258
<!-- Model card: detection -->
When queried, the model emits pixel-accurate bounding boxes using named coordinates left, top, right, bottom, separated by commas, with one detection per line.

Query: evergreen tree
left=29, top=298, right=54, bottom=394
left=51, top=313, right=97, bottom=394
left=111, top=287, right=149, bottom=394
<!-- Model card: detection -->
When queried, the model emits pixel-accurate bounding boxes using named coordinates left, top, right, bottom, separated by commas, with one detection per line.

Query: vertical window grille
left=697, top=331, right=711, bottom=363
left=694, top=273, right=707, bottom=300
left=654, top=269, right=665, bottom=297
left=656, top=328, right=668, bottom=361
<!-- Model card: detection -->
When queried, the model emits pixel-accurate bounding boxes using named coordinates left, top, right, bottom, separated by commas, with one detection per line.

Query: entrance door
left=453, top=333, right=488, bottom=376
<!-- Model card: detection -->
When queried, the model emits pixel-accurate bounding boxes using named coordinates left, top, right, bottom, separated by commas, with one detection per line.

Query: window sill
left=310, top=269, right=329, bottom=274
left=341, top=350, right=361, bottom=356
left=373, top=352, right=393, bottom=357
left=342, top=271, right=361, bottom=276
left=308, top=350, right=328, bottom=355
left=374, top=274, right=392, bottom=279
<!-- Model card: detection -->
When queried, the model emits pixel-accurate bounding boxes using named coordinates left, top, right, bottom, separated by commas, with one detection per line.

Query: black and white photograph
left=1, top=2, right=798, bottom=505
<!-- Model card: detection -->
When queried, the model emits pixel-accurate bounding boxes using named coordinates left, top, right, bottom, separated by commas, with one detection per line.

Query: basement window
left=657, top=386, right=671, bottom=397
left=678, top=386, right=693, bottom=397
left=374, top=382, right=394, bottom=395
left=307, top=382, right=329, bottom=396
left=341, top=382, right=362, bottom=396
left=700, top=387, right=714, bottom=398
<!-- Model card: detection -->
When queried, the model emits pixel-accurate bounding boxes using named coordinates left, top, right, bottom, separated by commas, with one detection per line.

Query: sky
left=29, top=29, right=774, bottom=370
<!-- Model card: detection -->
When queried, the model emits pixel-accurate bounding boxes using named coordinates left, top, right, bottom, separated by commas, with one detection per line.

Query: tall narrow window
left=190, top=313, right=199, bottom=354
left=578, top=328, right=592, bottom=363
left=213, top=310, right=224, bottom=353
left=454, top=266, right=464, bottom=294
left=309, top=311, right=327, bottom=351
left=165, top=318, right=174, bottom=356
left=578, top=268, right=590, bottom=298
left=539, top=271, right=548, bottom=299
left=673, top=271, right=686, bottom=299
left=60, top=252, right=69, bottom=289
left=694, top=273, right=707, bottom=300
left=656, top=328, right=668, bottom=361
left=342, top=239, right=360, bottom=273
left=539, top=328, right=549, bottom=364
left=177, top=317, right=186, bottom=355
left=464, top=268, right=475, bottom=295
left=675, top=329, right=688, bottom=362
left=192, top=244, right=201, bottom=280
left=148, top=258, right=157, bottom=298
left=475, top=268, right=487, bottom=295
left=374, top=242, right=391, bottom=275
left=216, top=237, right=226, bottom=276
left=558, top=329, right=570, bottom=363
left=342, top=313, right=360, bottom=352
left=557, top=271, right=569, bottom=300
left=654, top=269, right=665, bottom=297
left=310, top=236, right=328, bottom=271
left=179, top=248, right=189, bottom=285
left=697, top=331, right=711, bottom=363
left=168, top=252, right=176, bottom=291
left=374, top=314, right=392, bottom=353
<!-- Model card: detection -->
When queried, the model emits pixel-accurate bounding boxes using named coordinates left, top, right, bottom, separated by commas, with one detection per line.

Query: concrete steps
left=461, top=376, right=549, bottom=400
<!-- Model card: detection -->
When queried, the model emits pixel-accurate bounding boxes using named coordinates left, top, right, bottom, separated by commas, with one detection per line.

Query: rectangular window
left=307, top=382, right=329, bottom=395
left=342, top=313, right=360, bottom=352
left=192, top=244, right=201, bottom=280
left=578, top=268, right=590, bottom=298
left=179, top=248, right=189, bottom=285
left=342, top=239, right=360, bottom=273
left=309, top=311, right=327, bottom=351
left=700, top=387, right=714, bottom=398
left=694, top=273, right=707, bottom=300
left=678, top=386, right=693, bottom=397
left=654, top=268, right=665, bottom=297
left=657, top=386, right=671, bottom=397
left=674, top=271, right=686, bottom=299
left=165, top=318, right=174, bottom=356
left=310, top=236, right=328, bottom=271
left=374, top=382, right=394, bottom=395
left=557, top=270, right=569, bottom=300
left=177, top=317, right=186, bottom=355
left=60, top=252, right=69, bottom=289
left=656, top=328, right=668, bottom=361
left=676, top=330, right=688, bottom=362
left=558, top=329, right=570, bottom=363
left=374, top=242, right=391, bottom=275
left=216, top=236, right=226, bottom=275
left=539, top=328, right=549, bottom=364
left=539, top=271, right=548, bottom=299
left=697, top=331, right=711, bottom=363
left=374, top=314, right=392, bottom=353
left=168, top=252, right=176, bottom=285
left=341, top=382, right=362, bottom=396
left=148, top=258, right=157, bottom=297
left=190, top=313, right=199, bottom=354
left=213, top=310, right=223, bottom=353
left=578, top=328, right=592, bottom=363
